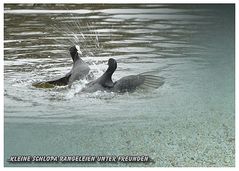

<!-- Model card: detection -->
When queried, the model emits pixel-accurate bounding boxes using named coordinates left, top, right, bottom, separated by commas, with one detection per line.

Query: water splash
left=50, top=14, right=102, bottom=57
left=64, top=79, right=88, bottom=99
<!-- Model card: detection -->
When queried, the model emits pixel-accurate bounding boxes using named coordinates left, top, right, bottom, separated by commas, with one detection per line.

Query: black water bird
left=33, top=45, right=90, bottom=88
left=82, top=58, right=164, bottom=93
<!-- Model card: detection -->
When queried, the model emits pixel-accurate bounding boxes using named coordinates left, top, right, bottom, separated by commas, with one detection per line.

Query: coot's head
left=69, top=45, right=77, bottom=56
left=107, top=58, right=117, bottom=72
left=69, top=45, right=82, bottom=61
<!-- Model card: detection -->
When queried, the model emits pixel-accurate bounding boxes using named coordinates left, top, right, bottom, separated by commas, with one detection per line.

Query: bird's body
left=33, top=45, right=90, bottom=88
left=82, top=58, right=164, bottom=93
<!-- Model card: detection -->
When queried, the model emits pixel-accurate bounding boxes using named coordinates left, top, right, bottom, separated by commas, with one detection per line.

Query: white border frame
left=1, top=1, right=237, bottom=170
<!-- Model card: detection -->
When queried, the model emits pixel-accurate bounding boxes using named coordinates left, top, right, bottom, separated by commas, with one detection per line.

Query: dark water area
left=4, top=4, right=235, bottom=167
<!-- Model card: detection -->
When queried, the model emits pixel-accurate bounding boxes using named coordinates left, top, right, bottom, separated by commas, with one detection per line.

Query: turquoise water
left=4, top=4, right=235, bottom=166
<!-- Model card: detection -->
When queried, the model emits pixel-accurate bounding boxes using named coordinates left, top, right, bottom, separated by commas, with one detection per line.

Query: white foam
left=65, top=79, right=88, bottom=99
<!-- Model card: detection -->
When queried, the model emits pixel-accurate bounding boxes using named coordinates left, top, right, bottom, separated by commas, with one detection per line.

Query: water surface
left=4, top=4, right=235, bottom=167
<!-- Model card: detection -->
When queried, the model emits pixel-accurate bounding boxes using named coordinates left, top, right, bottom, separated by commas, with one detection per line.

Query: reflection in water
left=4, top=4, right=234, bottom=167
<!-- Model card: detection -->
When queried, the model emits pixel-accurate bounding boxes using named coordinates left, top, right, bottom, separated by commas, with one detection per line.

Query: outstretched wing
left=113, top=73, right=164, bottom=93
